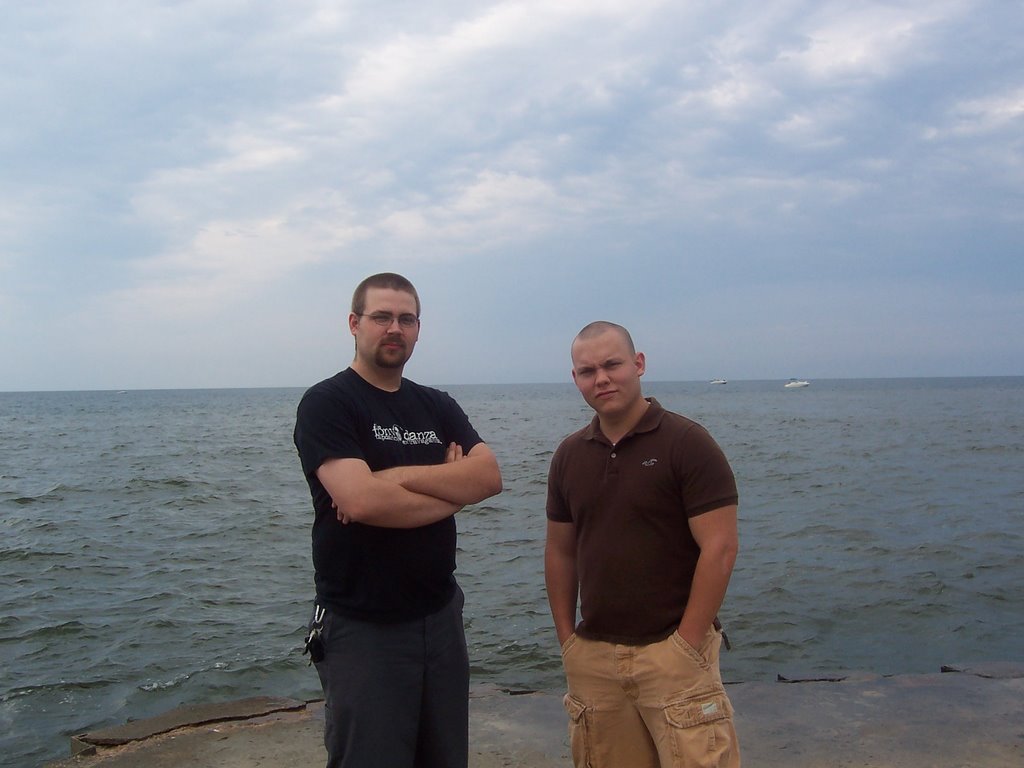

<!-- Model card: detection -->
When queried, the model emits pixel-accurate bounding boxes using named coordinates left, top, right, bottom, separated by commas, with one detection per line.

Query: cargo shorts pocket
left=669, top=629, right=714, bottom=671
left=560, top=632, right=578, bottom=657
left=563, top=693, right=592, bottom=767
left=663, top=692, right=737, bottom=768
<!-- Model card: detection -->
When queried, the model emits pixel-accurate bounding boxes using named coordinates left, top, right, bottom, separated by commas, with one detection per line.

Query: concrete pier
left=47, top=663, right=1023, bottom=767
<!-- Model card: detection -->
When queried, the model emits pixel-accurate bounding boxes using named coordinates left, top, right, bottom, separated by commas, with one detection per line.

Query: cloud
left=110, top=196, right=371, bottom=319
left=775, top=2, right=954, bottom=81
left=947, top=87, right=1024, bottom=136
left=2, top=0, right=1022, bottom=389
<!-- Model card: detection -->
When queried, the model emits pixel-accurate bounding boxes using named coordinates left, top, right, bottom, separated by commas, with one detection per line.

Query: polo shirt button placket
left=606, top=447, right=618, bottom=479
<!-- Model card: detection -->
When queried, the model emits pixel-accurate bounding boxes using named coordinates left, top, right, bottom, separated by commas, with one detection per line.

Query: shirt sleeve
left=545, top=442, right=573, bottom=522
left=676, top=423, right=739, bottom=517
left=294, top=386, right=365, bottom=480
left=438, top=391, right=484, bottom=454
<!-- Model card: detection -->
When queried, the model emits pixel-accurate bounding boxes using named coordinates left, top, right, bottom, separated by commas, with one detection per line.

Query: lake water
left=2, top=378, right=1022, bottom=767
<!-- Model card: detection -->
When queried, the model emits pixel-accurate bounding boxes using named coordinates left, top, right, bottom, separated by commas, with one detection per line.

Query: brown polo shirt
left=546, top=398, right=738, bottom=643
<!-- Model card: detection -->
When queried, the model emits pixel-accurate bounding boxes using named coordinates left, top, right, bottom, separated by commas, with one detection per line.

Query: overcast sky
left=2, top=0, right=1022, bottom=391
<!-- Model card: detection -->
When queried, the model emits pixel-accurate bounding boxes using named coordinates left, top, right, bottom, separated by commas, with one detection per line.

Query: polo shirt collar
left=583, top=397, right=665, bottom=445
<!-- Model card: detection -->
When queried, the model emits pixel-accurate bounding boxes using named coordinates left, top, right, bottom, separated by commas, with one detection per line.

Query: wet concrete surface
left=46, top=663, right=1023, bottom=767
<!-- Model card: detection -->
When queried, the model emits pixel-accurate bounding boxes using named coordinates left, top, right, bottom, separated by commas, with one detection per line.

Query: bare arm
left=374, top=442, right=503, bottom=506
left=544, top=520, right=579, bottom=646
left=316, top=457, right=461, bottom=528
left=677, top=504, right=739, bottom=649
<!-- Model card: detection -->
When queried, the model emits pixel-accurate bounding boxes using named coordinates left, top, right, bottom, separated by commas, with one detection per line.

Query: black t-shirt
left=294, top=368, right=483, bottom=621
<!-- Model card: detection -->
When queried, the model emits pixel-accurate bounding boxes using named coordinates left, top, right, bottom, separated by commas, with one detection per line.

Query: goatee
left=374, top=340, right=408, bottom=369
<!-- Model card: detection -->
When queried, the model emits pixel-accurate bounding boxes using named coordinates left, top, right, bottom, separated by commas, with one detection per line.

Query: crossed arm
left=316, top=442, right=502, bottom=529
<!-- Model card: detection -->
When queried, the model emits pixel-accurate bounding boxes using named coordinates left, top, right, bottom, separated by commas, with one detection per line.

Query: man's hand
left=333, top=499, right=351, bottom=525
left=676, top=625, right=707, bottom=651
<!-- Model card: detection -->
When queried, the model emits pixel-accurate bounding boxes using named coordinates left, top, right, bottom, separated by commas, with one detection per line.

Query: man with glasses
left=294, top=272, right=502, bottom=768
left=545, top=321, right=740, bottom=768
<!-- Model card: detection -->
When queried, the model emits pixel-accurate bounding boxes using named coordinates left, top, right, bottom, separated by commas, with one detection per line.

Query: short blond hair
left=573, top=321, right=636, bottom=355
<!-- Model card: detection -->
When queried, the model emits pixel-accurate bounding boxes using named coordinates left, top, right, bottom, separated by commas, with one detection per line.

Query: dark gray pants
left=312, top=587, right=469, bottom=768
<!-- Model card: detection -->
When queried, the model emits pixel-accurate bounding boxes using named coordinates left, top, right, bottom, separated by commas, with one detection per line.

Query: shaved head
left=572, top=321, right=636, bottom=356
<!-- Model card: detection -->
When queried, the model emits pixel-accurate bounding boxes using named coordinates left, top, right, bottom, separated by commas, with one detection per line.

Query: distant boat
left=784, top=379, right=810, bottom=388
left=709, top=378, right=728, bottom=385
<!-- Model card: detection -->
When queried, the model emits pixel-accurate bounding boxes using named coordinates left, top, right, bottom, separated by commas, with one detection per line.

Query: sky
left=1, top=0, right=1022, bottom=391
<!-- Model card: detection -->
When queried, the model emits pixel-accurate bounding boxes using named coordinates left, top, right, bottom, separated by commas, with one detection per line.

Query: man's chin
left=375, top=353, right=408, bottom=369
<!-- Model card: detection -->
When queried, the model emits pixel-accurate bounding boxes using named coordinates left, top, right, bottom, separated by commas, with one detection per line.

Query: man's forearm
left=677, top=552, right=735, bottom=648
left=375, top=447, right=502, bottom=505
left=546, top=577, right=578, bottom=645
left=339, top=478, right=462, bottom=528
left=679, top=504, right=738, bottom=648
left=544, top=542, right=579, bottom=645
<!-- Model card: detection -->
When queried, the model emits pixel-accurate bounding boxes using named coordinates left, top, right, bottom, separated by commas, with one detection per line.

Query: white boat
left=784, top=379, right=809, bottom=388
left=709, top=378, right=727, bottom=385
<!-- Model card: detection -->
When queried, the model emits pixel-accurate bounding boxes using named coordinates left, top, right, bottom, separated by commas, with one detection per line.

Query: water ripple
left=1, top=381, right=1022, bottom=767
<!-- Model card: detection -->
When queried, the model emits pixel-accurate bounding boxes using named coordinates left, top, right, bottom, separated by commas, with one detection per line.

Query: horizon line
left=3, top=373, right=1024, bottom=395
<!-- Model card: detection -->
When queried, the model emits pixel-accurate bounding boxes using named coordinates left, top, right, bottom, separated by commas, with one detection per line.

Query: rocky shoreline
left=48, top=663, right=1023, bottom=768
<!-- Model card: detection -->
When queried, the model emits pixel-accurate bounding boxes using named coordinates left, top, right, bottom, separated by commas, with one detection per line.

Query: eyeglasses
left=358, top=312, right=419, bottom=329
